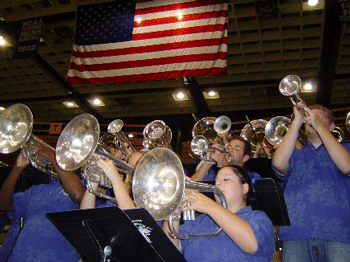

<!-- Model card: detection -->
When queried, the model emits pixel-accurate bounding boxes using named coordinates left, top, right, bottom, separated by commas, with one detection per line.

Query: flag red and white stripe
left=67, top=0, right=228, bottom=84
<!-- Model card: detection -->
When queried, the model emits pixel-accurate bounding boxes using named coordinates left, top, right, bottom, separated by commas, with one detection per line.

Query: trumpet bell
left=190, top=135, right=209, bottom=155
left=0, top=103, right=33, bottom=154
left=56, top=114, right=100, bottom=171
left=132, top=148, right=185, bottom=221
left=107, top=119, right=123, bottom=133
left=105, top=118, right=136, bottom=157
left=279, top=75, right=301, bottom=97
left=214, top=115, right=231, bottom=134
left=265, top=116, right=291, bottom=147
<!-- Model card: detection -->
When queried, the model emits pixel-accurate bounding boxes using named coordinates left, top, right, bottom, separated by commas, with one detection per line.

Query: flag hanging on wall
left=67, top=0, right=228, bottom=84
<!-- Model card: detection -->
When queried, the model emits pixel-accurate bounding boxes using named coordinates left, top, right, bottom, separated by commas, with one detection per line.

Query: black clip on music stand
left=46, top=206, right=186, bottom=262
left=252, top=178, right=290, bottom=226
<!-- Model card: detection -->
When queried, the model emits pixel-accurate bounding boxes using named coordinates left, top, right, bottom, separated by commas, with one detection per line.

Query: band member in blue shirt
left=272, top=104, right=350, bottom=262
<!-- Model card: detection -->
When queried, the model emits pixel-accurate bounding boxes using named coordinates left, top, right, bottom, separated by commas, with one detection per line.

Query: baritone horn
left=132, top=148, right=227, bottom=239
left=142, top=120, right=172, bottom=150
left=240, top=119, right=267, bottom=152
left=0, top=103, right=57, bottom=177
left=55, top=114, right=133, bottom=203
left=83, top=119, right=135, bottom=196
left=192, top=117, right=217, bottom=143
left=265, top=116, right=291, bottom=147
left=279, top=75, right=308, bottom=116
left=191, top=116, right=230, bottom=162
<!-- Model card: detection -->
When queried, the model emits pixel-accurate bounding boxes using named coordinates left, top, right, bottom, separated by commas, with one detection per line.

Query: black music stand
left=252, top=178, right=290, bottom=226
left=46, top=207, right=186, bottom=262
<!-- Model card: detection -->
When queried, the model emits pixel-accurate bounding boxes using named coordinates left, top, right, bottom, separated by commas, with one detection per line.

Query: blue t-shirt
left=179, top=206, right=275, bottom=262
left=275, top=142, right=350, bottom=243
left=0, top=180, right=80, bottom=262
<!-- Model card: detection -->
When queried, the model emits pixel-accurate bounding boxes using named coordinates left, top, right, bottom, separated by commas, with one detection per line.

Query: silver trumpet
left=132, top=148, right=227, bottom=239
left=191, top=135, right=213, bottom=163
left=106, top=119, right=136, bottom=157
left=279, top=75, right=308, bottom=116
left=55, top=114, right=133, bottom=203
left=190, top=135, right=229, bottom=164
left=0, top=103, right=57, bottom=177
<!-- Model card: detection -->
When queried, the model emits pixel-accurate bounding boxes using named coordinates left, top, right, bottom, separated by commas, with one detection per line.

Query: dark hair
left=221, top=164, right=254, bottom=206
left=309, top=104, right=334, bottom=123
left=229, top=135, right=252, bottom=157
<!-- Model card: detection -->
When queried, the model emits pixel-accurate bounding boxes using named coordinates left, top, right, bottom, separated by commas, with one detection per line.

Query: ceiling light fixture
left=304, top=83, right=313, bottom=91
left=308, top=0, right=318, bottom=6
left=208, top=91, right=216, bottom=97
left=89, top=98, right=105, bottom=106
left=301, top=81, right=317, bottom=93
left=62, top=101, right=79, bottom=108
left=0, top=36, right=6, bottom=46
left=177, top=92, right=185, bottom=99
left=172, top=91, right=189, bottom=101
left=0, top=106, right=5, bottom=111
left=203, top=90, right=220, bottom=99
left=128, top=134, right=134, bottom=138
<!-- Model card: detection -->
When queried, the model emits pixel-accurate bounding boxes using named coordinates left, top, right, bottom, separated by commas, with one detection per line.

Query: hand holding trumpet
left=181, top=188, right=218, bottom=215
left=293, top=102, right=323, bottom=131
left=95, top=155, right=124, bottom=185
left=15, top=151, right=30, bottom=169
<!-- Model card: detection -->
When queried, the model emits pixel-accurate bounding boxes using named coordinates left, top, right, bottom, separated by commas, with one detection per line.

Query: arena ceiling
left=0, top=0, right=349, bottom=142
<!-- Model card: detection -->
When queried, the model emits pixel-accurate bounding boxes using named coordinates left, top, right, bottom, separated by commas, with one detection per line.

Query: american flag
left=67, top=0, right=228, bottom=84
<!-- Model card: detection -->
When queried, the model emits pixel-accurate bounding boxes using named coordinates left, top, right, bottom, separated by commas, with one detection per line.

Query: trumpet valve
left=183, top=209, right=195, bottom=220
